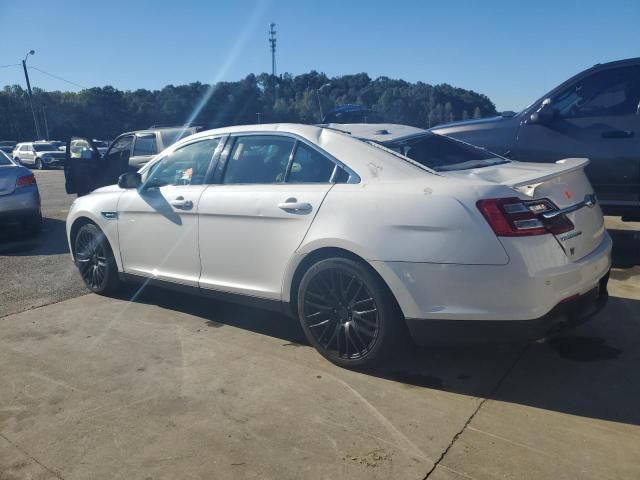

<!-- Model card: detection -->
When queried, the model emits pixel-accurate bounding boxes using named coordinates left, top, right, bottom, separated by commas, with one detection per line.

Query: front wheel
left=74, top=223, right=120, bottom=295
left=297, top=257, right=401, bottom=369
left=35, top=158, right=43, bottom=170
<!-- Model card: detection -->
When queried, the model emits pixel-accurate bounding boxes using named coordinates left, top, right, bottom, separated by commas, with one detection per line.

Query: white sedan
left=66, top=123, right=611, bottom=368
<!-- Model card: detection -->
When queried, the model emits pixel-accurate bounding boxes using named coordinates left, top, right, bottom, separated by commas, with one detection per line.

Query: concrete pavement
left=1, top=270, right=638, bottom=479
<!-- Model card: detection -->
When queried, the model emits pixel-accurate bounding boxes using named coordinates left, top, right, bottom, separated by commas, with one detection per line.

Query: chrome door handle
left=170, top=197, right=193, bottom=210
left=278, top=198, right=312, bottom=213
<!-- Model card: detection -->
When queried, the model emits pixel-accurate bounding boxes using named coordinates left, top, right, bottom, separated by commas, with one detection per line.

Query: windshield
left=33, top=143, right=57, bottom=152
left=160, top=128, right=196, bottom=148
left=380, top=133, right=509, bottom=172
left=0, top=150, right=13, bottom=165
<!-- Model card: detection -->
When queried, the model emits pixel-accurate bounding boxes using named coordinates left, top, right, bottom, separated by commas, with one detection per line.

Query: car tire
left=35, top=158, right=43, bottom=170
left=297, top=257, right=402, bottom=370
left=74, top=223, right=120, bottom=295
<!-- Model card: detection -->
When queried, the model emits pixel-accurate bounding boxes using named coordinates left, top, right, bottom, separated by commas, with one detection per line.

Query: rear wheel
left=297, top=257, right=401, bottom=369
left=74, top=223, right=119, bottom=295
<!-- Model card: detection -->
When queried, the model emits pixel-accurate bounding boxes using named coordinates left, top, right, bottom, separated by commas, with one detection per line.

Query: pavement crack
left=422, top=342, right=531, bottom=479
left=0, top=432, right=66, bottom=480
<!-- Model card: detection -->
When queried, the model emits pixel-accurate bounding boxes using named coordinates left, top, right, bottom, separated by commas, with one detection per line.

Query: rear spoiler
left=504, top=158, right=589, bottom=188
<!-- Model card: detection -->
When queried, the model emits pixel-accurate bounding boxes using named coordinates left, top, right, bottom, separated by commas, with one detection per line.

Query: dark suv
left=65, top=126, right=200, bottom=196
left=431, top=58, right=640, bottom=219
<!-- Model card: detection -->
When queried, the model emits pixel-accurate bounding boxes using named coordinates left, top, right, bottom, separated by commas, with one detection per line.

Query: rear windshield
left=380, top=133, right=509, bottom=172
left=33, top=143, right=57, bottom=152
left=0, top=151, right=14, bottom=166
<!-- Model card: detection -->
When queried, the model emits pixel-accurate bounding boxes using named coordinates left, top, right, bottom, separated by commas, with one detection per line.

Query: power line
left=27, top=65, right=86, bottom=89
left=0, top=63, right=20, bottom=68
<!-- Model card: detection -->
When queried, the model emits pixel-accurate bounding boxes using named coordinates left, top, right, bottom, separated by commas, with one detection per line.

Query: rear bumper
left=0, top=187, right=40, bottom=222
left=405, top=272, right=609, bottom=345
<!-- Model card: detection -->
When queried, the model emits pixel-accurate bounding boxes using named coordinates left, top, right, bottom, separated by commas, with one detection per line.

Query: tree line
left=0, top=71, right=497, bottom=141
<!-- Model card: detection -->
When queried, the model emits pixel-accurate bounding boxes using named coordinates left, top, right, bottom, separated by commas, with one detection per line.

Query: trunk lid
left=444, top=158, right=605, bottom=261
left=0, top=167, right=19, bottom=196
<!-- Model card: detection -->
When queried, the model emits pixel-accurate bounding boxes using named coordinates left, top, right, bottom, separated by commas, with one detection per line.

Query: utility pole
left=22, top=50, right=42, bottom=139
left=42, top=106, right=50, bottom=140
left=268, top=23, right=277, bottom=101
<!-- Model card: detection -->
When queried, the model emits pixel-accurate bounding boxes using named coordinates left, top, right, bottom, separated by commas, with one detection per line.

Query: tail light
left=16, top=174, right=37, bottom=188
left=477, top=197, right=574, bottom=237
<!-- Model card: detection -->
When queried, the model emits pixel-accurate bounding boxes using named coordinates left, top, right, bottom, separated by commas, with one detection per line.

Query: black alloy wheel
left=74, top=223, right=119, bottom=294
left=298, top=257, right=400, bottom=369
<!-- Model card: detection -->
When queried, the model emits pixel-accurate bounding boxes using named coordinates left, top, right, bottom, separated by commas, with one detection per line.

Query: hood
left=92, top=184, right=124, bottom=194
left=39, top=150, right=66, bottom=158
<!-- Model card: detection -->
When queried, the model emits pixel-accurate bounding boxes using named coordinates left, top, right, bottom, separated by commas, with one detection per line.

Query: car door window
left=223, top=136, right=295, bottom=184
left=132, top=134, right=157, bottom=156
left=145, top=138, right=220, bottom=187
left=553, top=65, right=640, bottom=118
left=287, top=143, right=336, bottom=183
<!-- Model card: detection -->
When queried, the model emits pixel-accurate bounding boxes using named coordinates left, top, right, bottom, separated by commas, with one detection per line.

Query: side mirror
left=528, top=98, right=555, bottom=125
left=118, top=172, right=141, bottom=189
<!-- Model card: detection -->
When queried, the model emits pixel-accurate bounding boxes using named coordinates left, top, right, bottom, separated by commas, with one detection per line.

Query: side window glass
left=105, top=135, right=134, bottom=159
left=553, top=66, right=640, bottom=118
left=223, top=136, right=295, bottom=184
left=145, top=138, right=220, bottom=187
left=287, top=143, right=336, bottom=183
left=133, top=134, right=157, bottom=156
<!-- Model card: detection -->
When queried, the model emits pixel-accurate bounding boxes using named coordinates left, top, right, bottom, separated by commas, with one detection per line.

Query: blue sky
left=1, top=0, right=638, bottom=111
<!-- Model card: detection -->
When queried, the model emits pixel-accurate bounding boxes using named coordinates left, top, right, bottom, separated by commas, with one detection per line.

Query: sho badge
left=584, top=194, right=597, bottom=208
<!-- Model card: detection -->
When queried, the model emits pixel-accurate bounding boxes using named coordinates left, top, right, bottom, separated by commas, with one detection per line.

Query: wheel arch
left=68, top=215, right=123, bottom=271
left=286, top=246, right=403, bottom=320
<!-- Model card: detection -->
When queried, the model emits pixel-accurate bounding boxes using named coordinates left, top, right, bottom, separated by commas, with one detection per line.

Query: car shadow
left=115, top=282, right=640, bottom=427
left=0, top=217, right=70, bottom=256
left=609, top=228, right=640, bottom=268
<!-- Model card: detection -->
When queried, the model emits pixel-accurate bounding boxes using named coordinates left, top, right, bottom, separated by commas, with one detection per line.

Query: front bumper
left=405, top=272, right=609, bottom=345
left=42, top=157, right=64, bottom=167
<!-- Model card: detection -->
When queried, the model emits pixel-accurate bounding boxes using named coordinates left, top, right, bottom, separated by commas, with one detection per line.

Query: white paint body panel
left=66, top=123, right=612, bottom=324
left=198, top=183, right=332, bottom=299
left=117, top=185, right=206, bottom=286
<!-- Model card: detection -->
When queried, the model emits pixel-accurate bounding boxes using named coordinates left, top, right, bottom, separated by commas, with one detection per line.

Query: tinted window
left=223, top=136, right=295, bottom=184
left=553, top=65, right=640, bottom=118
left=287, top=143, right=335, bottom=183
left=146, top=138, right=220, bottom=187
left=133, top=134, right=157, bottom=156
left=33, top=143, right=57, bottom=151
left=383, top=134, right=507, bottom=172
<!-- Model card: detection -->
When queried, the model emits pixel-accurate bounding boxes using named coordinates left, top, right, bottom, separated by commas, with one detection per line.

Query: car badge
left=584, top=194, right=596, bottom=208
left=564, top=190, right=572, bottom=199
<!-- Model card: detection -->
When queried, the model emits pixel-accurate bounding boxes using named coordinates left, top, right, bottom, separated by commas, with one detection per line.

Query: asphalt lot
left=1, top=169, right=639, bottom=479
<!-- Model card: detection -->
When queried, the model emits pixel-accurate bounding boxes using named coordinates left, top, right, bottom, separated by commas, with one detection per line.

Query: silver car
left=13, top=141, right=66, bottom=170
left=0, top=151, right=42, bottom=235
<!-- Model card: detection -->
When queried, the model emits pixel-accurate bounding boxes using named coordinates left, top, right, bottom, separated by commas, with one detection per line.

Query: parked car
left=0, top=146, right=14, bottom=155
left=431, top=57, right=640, bottom=219
left=66, top=123, right=610, bottom=368
left=0, top=141, right=17, bottom=149
left=0, top=150, right=42, bottom=235
left=64, top=126, right=200, bottom=196
left=12, top=141, right=66, bottom=169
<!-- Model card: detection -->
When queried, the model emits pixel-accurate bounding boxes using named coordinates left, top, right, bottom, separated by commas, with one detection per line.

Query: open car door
left=64, top=137, right=101, bottom=196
